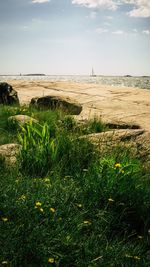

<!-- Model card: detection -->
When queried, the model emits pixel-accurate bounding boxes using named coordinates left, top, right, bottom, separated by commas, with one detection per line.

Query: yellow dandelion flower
left=108, top=198, right=114, bottom=202
left=133, top=256, right=141, bottom=260
left=50, top=208, right=56, bottom=213
left=2, top=217, right=8, bottom=222
left=83, top=220, right=92, bottom=225
left=48, top=257, right=55, bottom=263
left=18, top=195, right=26, bottom=201
left=137, top=235, right=143, bottom=239
left=2, top=261, right=9, bottom=265
left=125, top=254, right=132, bottom=258
left=35, top=201, right=42, bottom=207
left=114, top=163, right=121, bottom=168
left=39, top=208, right=44, bottom=213
left=76, top=203, right=82, bottom=208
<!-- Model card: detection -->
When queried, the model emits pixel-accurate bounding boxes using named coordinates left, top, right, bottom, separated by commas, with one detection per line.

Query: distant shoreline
left=0, top=74, right=150, bottom=77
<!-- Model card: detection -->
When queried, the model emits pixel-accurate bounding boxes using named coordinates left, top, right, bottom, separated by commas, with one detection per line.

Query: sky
left=0, top=0, right=150, bottom=76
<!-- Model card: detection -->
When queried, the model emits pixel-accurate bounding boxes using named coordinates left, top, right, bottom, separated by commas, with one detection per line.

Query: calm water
left=0, top=75, right=150, bottom=89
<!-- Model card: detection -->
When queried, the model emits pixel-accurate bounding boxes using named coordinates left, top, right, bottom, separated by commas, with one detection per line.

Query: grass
left=0, top=104, right=150, bottom=267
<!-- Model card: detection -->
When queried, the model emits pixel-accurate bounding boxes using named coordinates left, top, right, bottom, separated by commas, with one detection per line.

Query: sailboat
left=91, top=68, right=96, bottom=77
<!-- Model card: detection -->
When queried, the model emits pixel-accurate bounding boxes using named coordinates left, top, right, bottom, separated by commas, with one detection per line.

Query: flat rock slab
left=8, top=115, right=38, bottom=125
left=0, top=143, right=22, bottom=164
left=30, top=95, right=82, bottom=115
left=83, top=129, right=144, bottom=144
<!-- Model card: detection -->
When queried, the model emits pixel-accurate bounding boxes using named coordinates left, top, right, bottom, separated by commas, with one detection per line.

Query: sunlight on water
left=0, top=75, right=150, bottom=89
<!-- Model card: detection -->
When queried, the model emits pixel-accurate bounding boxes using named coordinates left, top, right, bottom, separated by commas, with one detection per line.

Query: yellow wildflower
left=114, top=163, right=121, bottom=168
left=121, top=170, right=125, bottom=174
left=133, top=256, right=141, bottom=260
left=137, top=235, right=143, bottom=239
left=2, top=261, right=9, bottom=265
left=39, top=208, right=44, bottom=213
left=1, top=217, right=8, bottom=222
left=76, top=203, right=82, bottom=208
left=35, top=201, right=42, bottom=207
left=125, top=254, right=132, bottom=258
left=50, top=208, right=56, bottom=213
left=83, top=220, right=92, bottom=225
left=18, top=195, right=26, bottom=201
left=48, top=257, right=55, bottom=263
left=108, top=198, right=114, bottom=202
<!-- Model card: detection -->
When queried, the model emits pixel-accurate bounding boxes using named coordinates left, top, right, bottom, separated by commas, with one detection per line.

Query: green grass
left=0, top=104, right=150, bottom=267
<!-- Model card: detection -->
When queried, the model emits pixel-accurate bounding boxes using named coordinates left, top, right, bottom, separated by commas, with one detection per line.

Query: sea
left=0, top=75, right=150, bottom=90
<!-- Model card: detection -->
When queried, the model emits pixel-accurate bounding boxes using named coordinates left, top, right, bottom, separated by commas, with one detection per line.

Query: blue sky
left=0, top=0, right=150, bottom=75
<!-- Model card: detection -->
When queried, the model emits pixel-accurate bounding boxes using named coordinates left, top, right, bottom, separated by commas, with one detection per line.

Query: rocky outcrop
left=0, top=82, right=19, bottom=105
left=30, top=95, right=82, bottom=115
left=82, top=129, right=144, bottom=145
left=0, top=143, right=21, bottom=165
left=8, top=115, right=38, bottom=126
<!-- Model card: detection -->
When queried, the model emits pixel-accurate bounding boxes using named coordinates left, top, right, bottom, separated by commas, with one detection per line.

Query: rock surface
left=0, top=143, right=21, bottom=165
left=8, top=115, right=38, bottom=125
left=30, top=95, right=82, bottom=115
left=0, top=82, right=19, bottom=105
left=83, top=129, right=144, bottom=144
left=9, top=80, right=150, bottom=133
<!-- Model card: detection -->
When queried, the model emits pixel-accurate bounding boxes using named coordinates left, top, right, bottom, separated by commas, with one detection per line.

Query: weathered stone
left=30, top=95, right=82, bottom=115
left=0, top=143, right=21, bottom=165
left=8, top=115, right=38, bottom=126
left=83, top=129, right=144, bottom=144
left=0, top=82, right=19, bottom=105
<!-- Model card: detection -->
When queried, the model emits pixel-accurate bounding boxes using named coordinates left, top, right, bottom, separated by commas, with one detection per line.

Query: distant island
left=24, top=74, right=46, bottom=76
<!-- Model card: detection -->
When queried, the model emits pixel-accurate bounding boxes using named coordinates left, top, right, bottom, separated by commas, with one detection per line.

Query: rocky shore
left=1, top=79, right=150, bottom=166
left=8, top=80, right=150, bottom=132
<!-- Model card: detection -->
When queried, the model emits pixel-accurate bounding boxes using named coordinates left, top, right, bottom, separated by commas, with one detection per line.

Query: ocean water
left=0, top=75, right=150, bottom=90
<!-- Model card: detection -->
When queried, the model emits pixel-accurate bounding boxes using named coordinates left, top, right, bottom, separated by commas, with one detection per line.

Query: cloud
left=124, top=0, right=150, bottom=18
left=112, top=30, right=124, bottom=34
left=32, top=0, right=50, bottom=4
left=72, top=0, right=119, bottom=11
left=142, top=29, right=150, bottom=35
left=95, top=27, right=109, bottom=34
left=72, top=0, right=150, bottom=18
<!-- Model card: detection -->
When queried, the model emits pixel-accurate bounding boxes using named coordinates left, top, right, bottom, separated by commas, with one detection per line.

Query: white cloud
left=124, top=0, right=150, bottom=18
left=112, top=30, right=124, bottom=34
left=95, top=27, right=109, bottom=34
left=72, top=0, right=119, bottom=11
left=32, top=0, right=50, bottom=4
left=72, top=0, right=150, bottom=18
left=142, top=29, right=150, bottom=35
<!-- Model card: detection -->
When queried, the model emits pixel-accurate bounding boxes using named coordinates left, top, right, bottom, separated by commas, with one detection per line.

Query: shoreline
left=6, top=79, right=150, bottom=133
